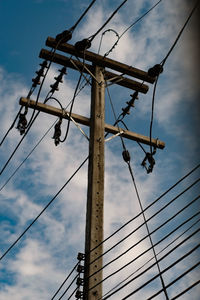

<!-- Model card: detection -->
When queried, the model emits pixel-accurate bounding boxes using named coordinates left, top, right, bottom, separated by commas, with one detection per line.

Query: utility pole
left=20, top=37, right=165, bottom=299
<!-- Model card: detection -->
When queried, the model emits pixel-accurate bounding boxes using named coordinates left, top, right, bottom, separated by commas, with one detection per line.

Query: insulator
left=16, top=113, right=27, bottom=135
left=75, top=290, right=83, bottom=299
left=122, top=150, right=131, bottom=162
left=50, top=82, right=59, bottom=92
left=76, top=277, right=84, bottom=287
left=40, top=60, right=48, bottom=68
left=58, top=67, right=67, bottom=75
left=55, top=30, right=72, bottom=43
left=148, top=64, right=163, bottom=77
left=54, top=74, right=63, bottom=83
left=75, top=38, right=91, bottom=52
left=122, top=107, right=130, bottom=115
left=130, top=91, right=139, bottom=101
left=52, top=120, right=62, bottom=146
left=36, top=69, right=45, bottom=77
left=77, top=253, right=85, bottom=261
left=77, top=264, right=85, bottom=273
left=32, top=75, right=41, bottom=87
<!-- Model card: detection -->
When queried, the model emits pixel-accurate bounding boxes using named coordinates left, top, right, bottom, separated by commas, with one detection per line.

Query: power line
left=51, top=262, right=79, bottom=300
left=89, top=163, right=200, bottom=253
left=58, top=274, right=78, bottom=300
left=147, top=261, right=200, bottom=299
left=0, top=80, right=89, bottom=192
left=88, top=195, right=200, bottom=288
left=122, top=242, right=200, bottom=300
left=170, top=280, right=200, bottom=300
left=149, top=0, right=200, bottom=155
left=104, top=0, right=163, bottom=57
left=0, top=156, right=88, bottom=261
left=102, top=228, right=200, bottom=299
left=102, top=215, right=200, bottom=298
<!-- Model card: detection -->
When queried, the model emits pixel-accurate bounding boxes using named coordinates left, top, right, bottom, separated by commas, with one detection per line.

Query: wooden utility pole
left=20, top=37, right=165, bottom=299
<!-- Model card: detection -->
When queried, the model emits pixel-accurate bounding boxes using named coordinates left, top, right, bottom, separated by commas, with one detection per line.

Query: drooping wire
left=149, top=0, right=200, bottom=155
left=89, top=163, right=200, bottom=253
left=0, top=79, right=89, bottom=192
left=51, top=262, right=79, bottom=300
left=103, top=82, right=169, bottom=298
left=102, top=229, right=200, bottom=299
left=89, top=196, right=200, bottom=294
left=0, top=156, right=89, bottom=261
left=121, top=241, right=200, bottom=300
left=147, top=261, right=200, bottom=300
left=89, top=193, right=200, bottom=268
left=105, top=0, right=163, bottom=57
left=170, top=280, right=200, bottom=300
left=89, top=0, right=128, bottom=42
left=102, top=215, right=200, bottom=298
left=57, top=274, right=79, bottom=300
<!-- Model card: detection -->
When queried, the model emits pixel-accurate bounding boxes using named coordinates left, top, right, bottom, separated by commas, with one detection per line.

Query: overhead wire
left=121, top=243, right=200, bottom=300
left=170, top=280, right=200, bottom=300
left=0, top=156, right=89, bottom=261
left=0, top=79, right=89, bottom=192
left=99, top=78, right=168, bottom=298
left=0, top=0, right=97, bottom=172
left=102, top=215, right=200, bottom=298
left=147, top=261, right=200, bottom=300
left=89, top=163, right=200, bottom=253
left=51, top=262, right=79, bottom=300
left=57, top=274, right=79, bottom=300
left=90, top=192, right=200, bottom=268
left=102, top=228, right=200, bottom=299
left=104, top=0, right=163, bottom=57
left=88, top=195, right=200, bottom=289
left=89, top=0, right=128, bottom=42
left=149, top=0, right=200, bottom=155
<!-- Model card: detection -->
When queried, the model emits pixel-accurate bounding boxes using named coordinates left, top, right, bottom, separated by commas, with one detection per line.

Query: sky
left=0, top=0, right=200, bottom=299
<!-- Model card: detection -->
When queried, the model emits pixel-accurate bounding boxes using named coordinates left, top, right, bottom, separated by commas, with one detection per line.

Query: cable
left=161, top=0, right=200, bottom=67
left=170, top=280, right=200, bottom=300
left=147, top=261, right=200, bottom=299
left=102, top=215, right=200, bottom=298
left=0, top=80, right=89, bottom=192
left=89, top=163, right=200, bottom=253
left=90, top=194, right=200, bottom=268
left=122, top=243, right=200, bottom=300
left=89, top=195, right=200, bottom=288
left=51, top=262, right=79, bottom=300
left=102, top=228, right=200, bottom=299
left=89, top=0, right=128, bottom=42
left=70, top=0, right=97, bottom=32
left=0, top=156, right=88, bottom=261
left=105, top=0, right=163, bottom=57
left=0, top=107, right=23, bottom=147
left=149, top=0, right=200, bottom=155
left=58, top=274, right=78, bottom=300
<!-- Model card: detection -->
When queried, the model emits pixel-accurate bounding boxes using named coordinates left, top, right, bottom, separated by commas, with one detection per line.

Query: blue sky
left=0, top=0, right=200, bottom=299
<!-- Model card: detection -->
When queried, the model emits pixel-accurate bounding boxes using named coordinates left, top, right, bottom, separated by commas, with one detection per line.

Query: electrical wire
left=104, top=0, right=163, bottom=57
left=90, top=193, right=200, bottom=268
left=102, top=215, right=200, bottom=298
left=170, top=280, right=200, bottom=300
left=70, top=0, right=97, bottom=33
left=147, top=261, right=200, bottom=299
left=51, top=262, right=79, bottom=300
left=89, top=163, right=200, bottom=253
left=89, top=195, right=200, bottom=289
left=89, top=0, right=128, bottom=42
left=0, top=80, right=89, bottom=192
left=58, top=274, right=79, bottom=300
left=149, top=0, right=200, bottom=155
left=102, top=228, right=200, bottom=299
left=0, top=156, right=88, bottom=261
left=122, top=243, right=200, bottom=300
left=98, top=81, right=169, bottom=296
